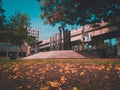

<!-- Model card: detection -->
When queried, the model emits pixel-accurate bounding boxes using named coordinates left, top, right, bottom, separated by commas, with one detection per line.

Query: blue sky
left=2, top=0, right=62, bottom=40
left=2, top=0, right=79, bottom=40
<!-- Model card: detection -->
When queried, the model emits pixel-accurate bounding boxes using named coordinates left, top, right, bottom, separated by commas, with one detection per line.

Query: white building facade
left=27, top=28, right=40, bottom=41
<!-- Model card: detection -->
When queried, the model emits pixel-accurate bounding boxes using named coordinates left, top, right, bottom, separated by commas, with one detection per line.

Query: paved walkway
left=23, top=50, right=85, bottom=59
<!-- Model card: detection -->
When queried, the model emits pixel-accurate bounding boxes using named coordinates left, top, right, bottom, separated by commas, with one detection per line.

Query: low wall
left=0, top=52, right=26, bottom=59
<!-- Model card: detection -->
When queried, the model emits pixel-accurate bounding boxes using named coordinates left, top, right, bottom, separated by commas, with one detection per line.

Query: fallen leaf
left=73, top=87, right=78, bottom=90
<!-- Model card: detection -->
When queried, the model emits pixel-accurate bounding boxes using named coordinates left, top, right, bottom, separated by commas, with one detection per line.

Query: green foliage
left=0, top=0, right=34, bottom=46
left=3, top=11, right=31, bottom=45
left=0, top=0, right=8, bottom=42
left=25, top=36, right=36, bottom=44
left=6, top=11, right=30, bottom=35
left=0, top=0, right=5, bottom=31
left=38, top=0, right=120, bottom=26
left=0, top=59, right=120, bottom=66
left=77, top=39, right=82, bottom=45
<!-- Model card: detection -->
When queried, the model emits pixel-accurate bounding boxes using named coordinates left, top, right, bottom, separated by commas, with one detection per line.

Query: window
left=104, top=38, right=118, bottom=46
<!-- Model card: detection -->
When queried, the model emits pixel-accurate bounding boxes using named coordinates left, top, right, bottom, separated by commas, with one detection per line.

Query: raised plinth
left=22, top=50, right=85, bottom=59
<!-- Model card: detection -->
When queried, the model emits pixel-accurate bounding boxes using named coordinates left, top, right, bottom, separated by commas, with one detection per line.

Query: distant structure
left=50, top=26, right=71, bottom=51
left=0, top=28, right=41, bottom=59
left=27, top=28, right=41, bottom=55
left=39, top=20, right=120, bottom=58
left=27, top=28, right=40, bottom=41
left=0, top=43, right=26, bottom=59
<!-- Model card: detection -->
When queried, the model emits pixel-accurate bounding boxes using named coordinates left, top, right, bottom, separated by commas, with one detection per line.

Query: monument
left=50, top=26, right=71, bottom=51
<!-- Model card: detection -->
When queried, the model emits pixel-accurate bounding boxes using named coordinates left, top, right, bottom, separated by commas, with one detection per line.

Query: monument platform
left=23, top=50, right=85, bottom=59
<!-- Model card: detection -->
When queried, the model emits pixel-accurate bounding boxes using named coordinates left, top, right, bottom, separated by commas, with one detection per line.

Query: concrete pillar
left=117, top=37, right=120, bottom=57
left=62, top=28, right=65, bottom=50
left=56, top=33, right=59, bottom=50
left=66, top=30, right=71, bottom=50
left=50, top=37, right=52, bottom=51
left=53, top=36, right=55, bottom=50
left=6, top=51, right=9, bottom=57
left=59, top=28, right=62, bottom=50
left=35, top=42, right=39, bottom=53
left=81, top=26, right=85, bottom=50
left=55, top=34, right=57, bottom=50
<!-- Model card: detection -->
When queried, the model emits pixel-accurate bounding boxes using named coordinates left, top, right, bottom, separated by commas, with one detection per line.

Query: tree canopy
left=0, top=10, right=34, bottom=46
left=0, top=0, right=5, bottom=30
left=5, top=11, right=32, bottom=45
left=0, top=0, right=36, bottom=47
left=38, top=0, right=120, bottom=26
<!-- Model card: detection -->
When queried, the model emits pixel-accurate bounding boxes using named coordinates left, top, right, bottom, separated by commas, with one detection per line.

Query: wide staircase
left=23, top=50, right=85, bottom=60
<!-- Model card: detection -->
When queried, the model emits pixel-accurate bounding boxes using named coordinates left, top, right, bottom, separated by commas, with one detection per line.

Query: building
left=39, top=20, right=120, bottom=58
left=0, top=28, right=40, bottom=59
left=27, top=28, right=41, bottom=55
left=0, top=43, right=26, bottom=59
left=27, top=28, right=40, bottom=41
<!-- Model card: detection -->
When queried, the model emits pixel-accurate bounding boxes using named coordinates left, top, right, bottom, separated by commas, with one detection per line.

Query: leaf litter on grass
left=0, top=59, right=120, bottom=90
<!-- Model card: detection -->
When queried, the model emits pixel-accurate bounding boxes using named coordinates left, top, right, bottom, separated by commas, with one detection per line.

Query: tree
left=0, top=0, right=5, bottom=31
left=25, top=35, right=36, bottom=45
left=0, top=0, right=7, bottom=43
left=5, top=11, right=32, bottom=49
left=38, top=0, right=120, bottom=50
left=38, top=0, right=120, bottom=26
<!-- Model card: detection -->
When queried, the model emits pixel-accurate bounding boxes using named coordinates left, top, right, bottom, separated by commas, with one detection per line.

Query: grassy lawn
left=0, top=59, right=120, bottom=90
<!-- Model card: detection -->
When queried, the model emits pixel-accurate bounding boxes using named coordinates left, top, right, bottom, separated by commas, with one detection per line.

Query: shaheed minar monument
left=50, top=26, right=71, bottom=51
left=23, top=26, right=85, bottom=59
left=23, top=18, right=120, bottom=59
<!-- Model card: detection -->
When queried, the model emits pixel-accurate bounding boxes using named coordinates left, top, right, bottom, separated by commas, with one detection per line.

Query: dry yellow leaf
left=27, top=85, right=31, bottom=88
left=73, top=87, right=78, bottom=90
left=12, top=75, right=18, bottom=79
left=114, top=65, right=120, bottom=70
left=49, top=81, right=61, bottom=87
left=104, top=75, right=109, bottom=79
left=40, top=86, right=49, bottom=90
left=58, top=87, right=63, bottom=90
left=60, top=76, right=67, bottom=84
left=40, top=76, right=45, bottom=80
left=106, top=67, right=110, bottom=71
left=17, top=86, right=23, bottom=89
left=80, top=71, right=85, bottom=76
left=13, top=67, right=19, bottom=72
left=59, top=69, right=63, bottom=73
